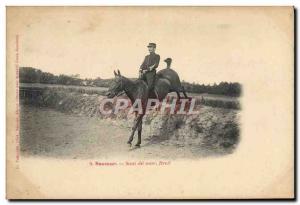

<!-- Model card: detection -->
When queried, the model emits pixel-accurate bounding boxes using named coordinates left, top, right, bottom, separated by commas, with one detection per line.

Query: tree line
left=182, top=81, right=241, bottom=97
left=19, top=67, right=241, bottom=97
left=19, top=67, right=111, bottom=87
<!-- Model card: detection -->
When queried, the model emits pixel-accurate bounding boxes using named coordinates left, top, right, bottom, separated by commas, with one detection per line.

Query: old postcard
left=6, top=6, right=294, bottom=199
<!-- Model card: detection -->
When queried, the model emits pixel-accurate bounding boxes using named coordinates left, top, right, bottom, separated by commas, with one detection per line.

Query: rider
left=164, top=58, right=172, bottom=69
left=139, top=43, right=160, bottom=95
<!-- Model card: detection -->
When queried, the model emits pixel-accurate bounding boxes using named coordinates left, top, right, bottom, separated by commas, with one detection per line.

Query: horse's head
left=106, top=69, right=124, bottom=98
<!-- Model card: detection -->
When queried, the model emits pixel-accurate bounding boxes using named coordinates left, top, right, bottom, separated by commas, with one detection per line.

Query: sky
left=8, top=6, right=293, bottom=84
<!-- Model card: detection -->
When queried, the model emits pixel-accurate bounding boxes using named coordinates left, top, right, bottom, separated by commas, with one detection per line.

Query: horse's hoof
left=135, top=144, right=140, bottom=148
left=127, top=142, right=132, bottom=146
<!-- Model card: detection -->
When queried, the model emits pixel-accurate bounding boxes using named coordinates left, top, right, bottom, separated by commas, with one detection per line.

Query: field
left=20, top=83, right=108, bottom=95
left=20, top=83, right=240, bottom=109
left=19, top=83, right=241, bottom=159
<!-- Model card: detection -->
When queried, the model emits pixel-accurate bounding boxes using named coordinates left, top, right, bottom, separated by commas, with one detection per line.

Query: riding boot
left=145, top=70, right=156, bottom=98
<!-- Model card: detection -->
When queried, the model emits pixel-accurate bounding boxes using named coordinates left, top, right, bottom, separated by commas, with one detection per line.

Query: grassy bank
left=20, top=83, right=240, bottom=110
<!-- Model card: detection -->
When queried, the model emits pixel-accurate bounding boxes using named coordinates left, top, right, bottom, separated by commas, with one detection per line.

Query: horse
left=106, top=69, right=188, bottom=147
left=156, top=68, right=189, bottom=99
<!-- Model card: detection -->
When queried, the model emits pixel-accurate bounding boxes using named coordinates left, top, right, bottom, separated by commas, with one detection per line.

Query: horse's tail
left=180, top=86, right=190, bottom=99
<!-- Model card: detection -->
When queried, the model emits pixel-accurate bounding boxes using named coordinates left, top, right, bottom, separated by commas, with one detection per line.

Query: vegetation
left=20, top=67, right=241, bottom=97
left=19, top=67, right=109, bottom=87
left=198, top=98, right=240, bottom=110
left=182, top=81, right=241, bottom=97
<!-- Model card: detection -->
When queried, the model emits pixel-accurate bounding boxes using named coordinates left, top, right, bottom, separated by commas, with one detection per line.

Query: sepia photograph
left=6, top=6, right=294, bottom=199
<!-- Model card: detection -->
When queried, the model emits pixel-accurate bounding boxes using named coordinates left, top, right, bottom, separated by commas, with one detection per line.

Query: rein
left=117, top=77, right=126, bottom=97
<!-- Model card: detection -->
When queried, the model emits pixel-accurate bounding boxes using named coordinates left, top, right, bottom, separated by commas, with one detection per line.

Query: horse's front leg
left=135, top=119, right=143, bottom=147
left=176, top=91, right=181, bottom=99
left=127, top=115, right=143, bottom=146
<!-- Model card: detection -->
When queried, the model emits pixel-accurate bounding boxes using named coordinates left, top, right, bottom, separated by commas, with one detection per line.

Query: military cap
left=164, top=58, right=172, bottom=64
left=147, top=43, right=156, bottom=48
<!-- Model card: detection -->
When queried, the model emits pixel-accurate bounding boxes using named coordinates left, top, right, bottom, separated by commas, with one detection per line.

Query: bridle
left=116, top=76, right=125, bottom=97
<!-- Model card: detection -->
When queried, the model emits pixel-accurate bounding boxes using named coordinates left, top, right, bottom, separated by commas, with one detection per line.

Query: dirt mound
left=21, top=88, right=240, bottom=155
left=141, top=107, right=240, bottom=155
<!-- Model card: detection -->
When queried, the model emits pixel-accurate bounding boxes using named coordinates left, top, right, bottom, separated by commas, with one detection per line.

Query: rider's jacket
left=140, top=53, right=160, bottom=71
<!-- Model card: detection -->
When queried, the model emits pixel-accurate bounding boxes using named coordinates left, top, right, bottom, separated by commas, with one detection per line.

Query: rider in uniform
left=164, top=58, right=172, bottom=69
left=139, top=43, right=160, bottom=96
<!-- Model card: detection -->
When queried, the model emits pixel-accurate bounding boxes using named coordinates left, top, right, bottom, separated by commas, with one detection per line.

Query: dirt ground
left=20, top=105, right=239, bottom=159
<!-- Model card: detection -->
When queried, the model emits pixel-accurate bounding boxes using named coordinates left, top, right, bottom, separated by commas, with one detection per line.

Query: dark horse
left=106, top=69, right=188, bottom=147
